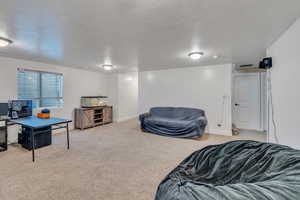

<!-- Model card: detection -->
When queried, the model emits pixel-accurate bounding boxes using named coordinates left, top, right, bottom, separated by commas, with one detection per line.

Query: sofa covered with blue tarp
left=139, top=107, right=207, bottom=139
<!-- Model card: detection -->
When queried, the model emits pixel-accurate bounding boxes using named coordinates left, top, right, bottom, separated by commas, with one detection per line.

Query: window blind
left=17, top=69, right=64, bottom=109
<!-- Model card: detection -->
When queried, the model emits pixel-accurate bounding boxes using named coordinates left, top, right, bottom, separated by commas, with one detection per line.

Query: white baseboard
left=209, top=129, right=232, bottom=136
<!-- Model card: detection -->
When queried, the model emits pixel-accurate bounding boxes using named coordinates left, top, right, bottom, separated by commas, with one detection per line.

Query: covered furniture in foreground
left=155, top=140, right=300, bottom=200
left=139, top=107, right=207, bottom=139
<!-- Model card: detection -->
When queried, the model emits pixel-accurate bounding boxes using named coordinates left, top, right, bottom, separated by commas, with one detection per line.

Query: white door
left=233, top=74, right=260, bottom=130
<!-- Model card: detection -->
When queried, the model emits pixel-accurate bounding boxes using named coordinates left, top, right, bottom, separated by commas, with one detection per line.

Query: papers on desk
left=0, top=121, right=5, bottom=127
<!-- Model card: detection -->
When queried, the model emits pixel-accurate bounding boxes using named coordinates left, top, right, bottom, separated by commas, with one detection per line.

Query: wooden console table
left=75, top=106, right=113, bottom=130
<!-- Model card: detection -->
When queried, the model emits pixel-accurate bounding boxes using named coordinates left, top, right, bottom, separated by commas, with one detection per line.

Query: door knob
left=235, top=103, right=239, bottom=106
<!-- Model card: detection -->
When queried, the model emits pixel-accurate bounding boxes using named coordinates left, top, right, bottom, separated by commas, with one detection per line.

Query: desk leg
left=4, top=121, right=8, bottom=151
left=31, top=128, right=35, bottom=162
left=67, top=123, right=70, bottom=149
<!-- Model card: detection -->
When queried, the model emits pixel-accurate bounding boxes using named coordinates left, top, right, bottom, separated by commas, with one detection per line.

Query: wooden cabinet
left=75, top=106, right=113, bottom=130
left=75, top=109, right=94, bottom=129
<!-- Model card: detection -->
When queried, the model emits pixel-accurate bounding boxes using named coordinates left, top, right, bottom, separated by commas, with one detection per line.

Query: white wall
left=106, top=74, right=119, bottom=121
left=117, top=72, right=138, bottom=121
left=139, top=64, right=233, bottom=136
left=106, top=72, right=139, bottom=122
left=0, top=56, right=109, bottom=142
left=267, top=17, right=300, bottom=148
left=260, top=72, right=268, bottom=132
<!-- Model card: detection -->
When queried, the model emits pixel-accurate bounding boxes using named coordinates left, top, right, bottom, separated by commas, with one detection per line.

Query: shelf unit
left=94, top=108, right=103, bottom=125
left=75, top=106, right=113, bottom=130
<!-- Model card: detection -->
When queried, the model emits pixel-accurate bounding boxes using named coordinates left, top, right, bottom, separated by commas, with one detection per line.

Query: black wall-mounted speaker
left=259, top=57, right=272, bottom=69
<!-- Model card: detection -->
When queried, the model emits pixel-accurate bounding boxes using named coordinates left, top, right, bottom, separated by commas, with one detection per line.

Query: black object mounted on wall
left=259, top=57, right=273, bottom=69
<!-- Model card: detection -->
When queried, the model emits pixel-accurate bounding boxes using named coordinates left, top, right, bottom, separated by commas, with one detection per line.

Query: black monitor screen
left=0, top=103, right=8, bottom=116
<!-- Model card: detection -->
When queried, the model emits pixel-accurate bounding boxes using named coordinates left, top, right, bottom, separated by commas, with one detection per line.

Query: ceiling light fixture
left=102, top=64, right=114, bottom=71
left=0, top=37, right=13, bottom=47
left=213, top=55, right=219, bottom=59
left=188, top=52, right=204, bottom=60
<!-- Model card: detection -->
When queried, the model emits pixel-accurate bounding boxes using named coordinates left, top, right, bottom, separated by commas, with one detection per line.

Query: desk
left=0, top=118, right=8, bottom=152
left=10, top=116, right=72, bottom=162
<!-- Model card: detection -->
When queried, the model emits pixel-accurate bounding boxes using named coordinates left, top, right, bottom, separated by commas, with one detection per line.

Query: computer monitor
left=0, top=103, right=8, bottom=116
left=8, top=100, right=32, bottom=118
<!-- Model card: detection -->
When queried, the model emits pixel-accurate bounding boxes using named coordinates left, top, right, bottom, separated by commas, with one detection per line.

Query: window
left=17, top=69, right=64, bottom=109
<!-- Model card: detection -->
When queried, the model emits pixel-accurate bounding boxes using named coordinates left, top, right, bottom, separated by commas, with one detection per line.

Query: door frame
left=232, top=72, right=266, bottom=131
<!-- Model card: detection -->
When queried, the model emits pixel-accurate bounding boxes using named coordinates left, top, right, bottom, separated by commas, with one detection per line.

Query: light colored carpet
left=0, top=119, right=265, bottom=200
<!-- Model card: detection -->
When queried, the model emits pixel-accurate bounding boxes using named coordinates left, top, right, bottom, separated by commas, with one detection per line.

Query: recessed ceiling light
left=188, top=52, right=204, bottom=60
left=0, top=37, right=13, bottom=47
left=213, top=55, right=219, bottom=59
left=102, top=64, right=113, bottom=71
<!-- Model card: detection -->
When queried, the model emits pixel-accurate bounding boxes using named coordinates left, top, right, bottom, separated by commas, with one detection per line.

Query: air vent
left=236, top=64, right=266, bottom=72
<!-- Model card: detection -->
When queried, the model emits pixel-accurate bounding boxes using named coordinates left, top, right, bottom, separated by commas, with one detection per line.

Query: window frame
left=17, top=68, right=64, bottom=109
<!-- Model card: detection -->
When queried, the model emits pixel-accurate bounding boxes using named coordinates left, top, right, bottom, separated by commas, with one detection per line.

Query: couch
left=139, top=107, right=207, bottom=138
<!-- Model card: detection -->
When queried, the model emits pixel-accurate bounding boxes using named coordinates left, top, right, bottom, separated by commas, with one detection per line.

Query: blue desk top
left=10, top=116, right=72, bottom=128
